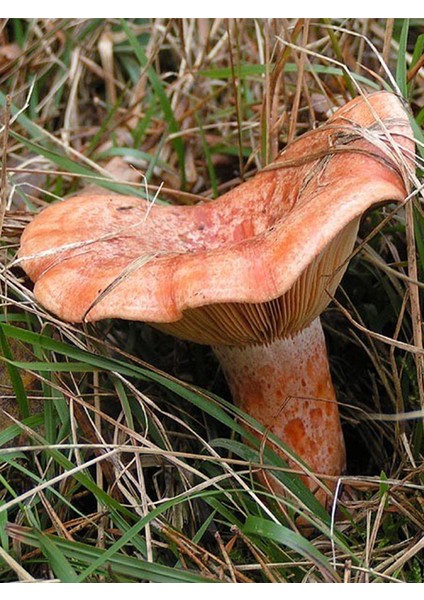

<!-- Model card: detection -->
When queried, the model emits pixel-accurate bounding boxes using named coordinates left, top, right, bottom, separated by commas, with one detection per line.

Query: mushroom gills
left=152, top=218, right=360, bottom=346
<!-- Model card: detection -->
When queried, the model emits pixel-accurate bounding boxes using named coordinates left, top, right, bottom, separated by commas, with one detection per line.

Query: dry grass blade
left=0, top=546, right=37, bottom=582
left=332, top=295, right=424, bottom=356
left=0, top=94, right=11, bottom=234
left=377, top=536, right=424, bottom=578
left=82, top=251, right=162, bottom=322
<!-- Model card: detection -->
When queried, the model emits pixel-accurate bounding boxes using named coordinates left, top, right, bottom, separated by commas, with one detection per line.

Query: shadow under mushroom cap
left=19, top=91, right=414, bottom=346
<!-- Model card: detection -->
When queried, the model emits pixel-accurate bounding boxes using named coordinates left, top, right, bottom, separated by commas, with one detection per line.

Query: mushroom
left=18, top=91, right=414, bottom=502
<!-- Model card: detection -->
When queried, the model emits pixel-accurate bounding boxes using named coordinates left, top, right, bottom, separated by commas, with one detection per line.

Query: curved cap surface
left=19, top=91, right=414, bottom=345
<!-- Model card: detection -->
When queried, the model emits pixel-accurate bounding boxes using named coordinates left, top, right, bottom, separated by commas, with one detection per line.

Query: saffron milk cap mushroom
left=18, top=91, right=414, bottom=503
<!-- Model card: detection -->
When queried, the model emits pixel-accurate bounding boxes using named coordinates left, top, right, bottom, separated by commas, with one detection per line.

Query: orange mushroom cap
left=19, top=91, right=414, bottom=345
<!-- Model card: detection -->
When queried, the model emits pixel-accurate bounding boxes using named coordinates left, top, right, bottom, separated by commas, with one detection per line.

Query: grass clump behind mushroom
left=0, top=18, right=423, bottom=583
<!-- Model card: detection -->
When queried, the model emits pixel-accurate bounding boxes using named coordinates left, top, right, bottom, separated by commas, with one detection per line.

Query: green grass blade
left=0, top=329, right=30, bottom=419
left=396, top=19, right=409, bottom=97
left=199, top=62, right=379, bottom=89
left=9, top=525, right=220, bottom=582
left=4, top=359, right=100, bottom=373
left=0, top=415, right=44, bottom=448
left=35, top=530, right=79, bottom=582
left=243, top=515, right=340, bottom=582
left=9, top=130, right=147, bottom=199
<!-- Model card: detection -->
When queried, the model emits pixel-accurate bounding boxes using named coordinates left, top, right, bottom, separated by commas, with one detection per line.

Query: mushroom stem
left=213, top=318, right=345, bottom=499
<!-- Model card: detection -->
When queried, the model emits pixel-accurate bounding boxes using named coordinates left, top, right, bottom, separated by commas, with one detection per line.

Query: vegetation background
left=0, top=18, right=423, bottom=583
